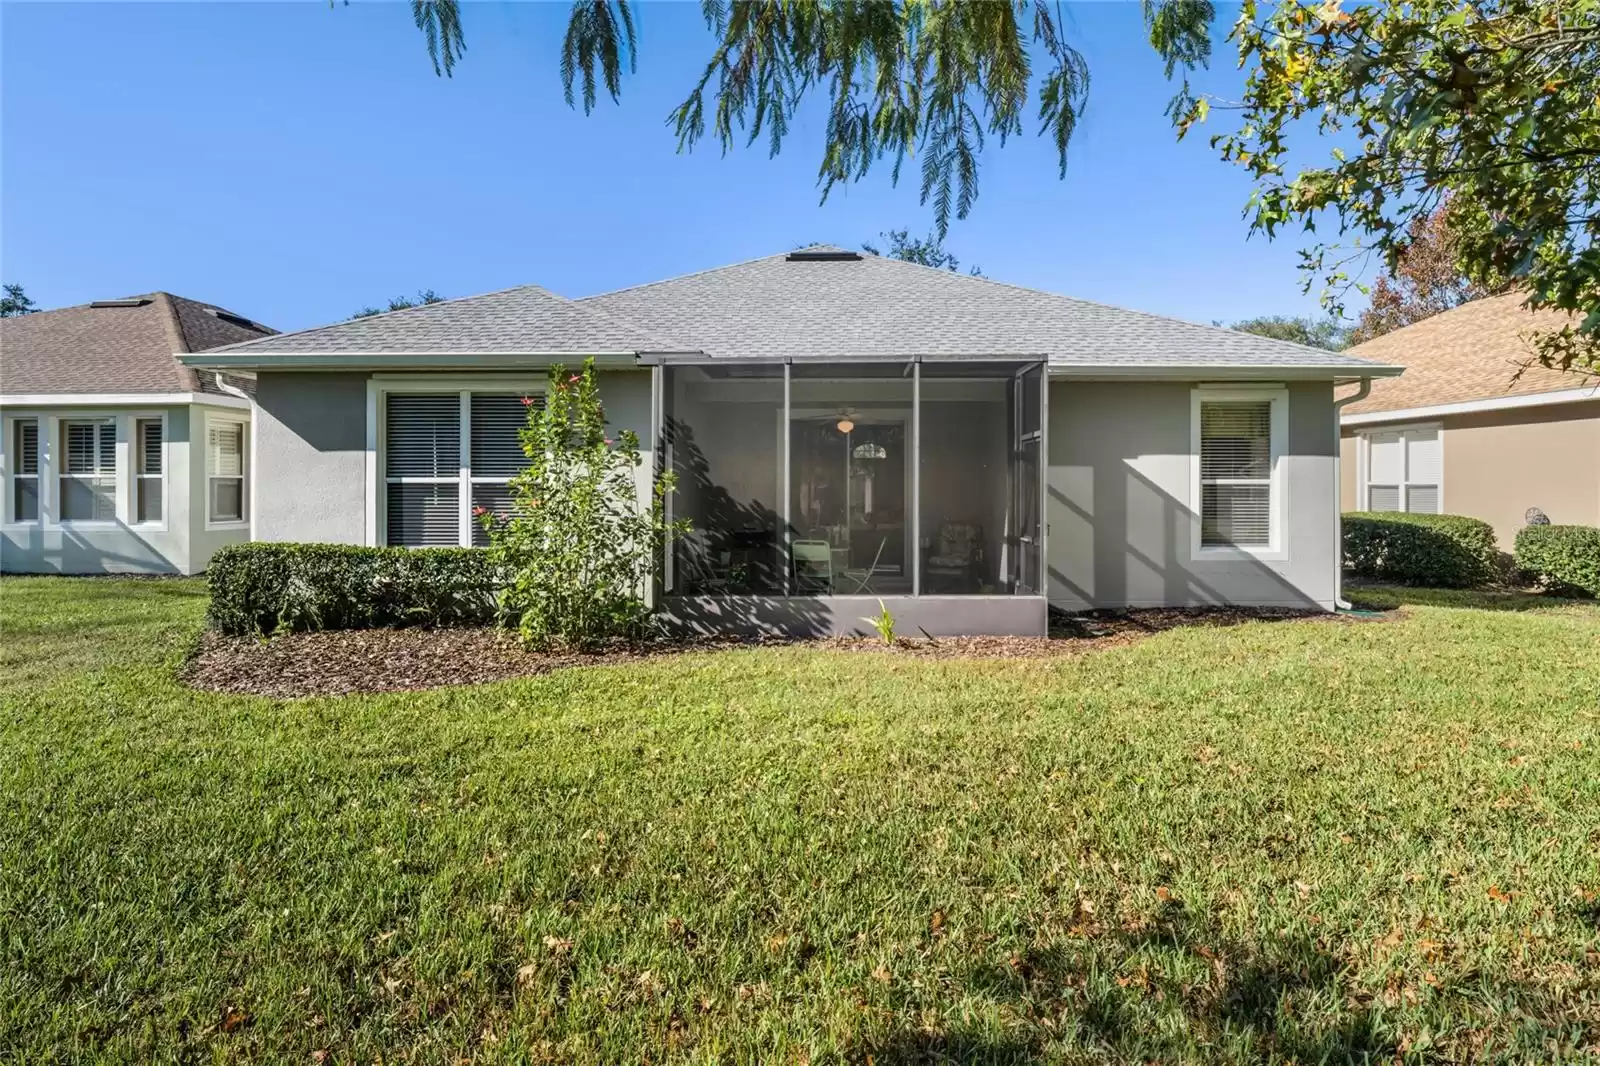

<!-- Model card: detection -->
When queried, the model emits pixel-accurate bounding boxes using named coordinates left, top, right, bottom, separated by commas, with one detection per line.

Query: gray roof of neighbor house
left=200, top=283, right=676, bottom=356
left=189, top=248, right=1400, bottom=375
left=1, top=292, right=274, bottom=395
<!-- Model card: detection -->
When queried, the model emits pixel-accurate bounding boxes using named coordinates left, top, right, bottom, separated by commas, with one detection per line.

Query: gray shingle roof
left=1, top=292, right=274, bottom=394
left=204, top=283, right=675, bottom=355
left=580, top=248, right=1395, bottom=370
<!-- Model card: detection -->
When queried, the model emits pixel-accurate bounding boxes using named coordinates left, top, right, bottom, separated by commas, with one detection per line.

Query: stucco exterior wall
left=1444, top=402, right=1600, bottom=543
left=1339, top=400, right=1600, bottom=547
left=0, top=403, right=222, bottom=574
left=1047, top=380, right=1337, bottom=610
left=254, top=372, right=369, bottom=544
left=251, top=369, right=654, bottom=546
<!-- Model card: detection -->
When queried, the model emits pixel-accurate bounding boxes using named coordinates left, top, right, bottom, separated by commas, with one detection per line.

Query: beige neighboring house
left=1339, top=292, right=1600, bottom=547
left=1, top=293, right=275, bottom=574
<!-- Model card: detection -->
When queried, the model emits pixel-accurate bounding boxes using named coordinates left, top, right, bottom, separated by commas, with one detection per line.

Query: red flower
left=520, top=395, right=533, bottom=407
left=603, top=437, right=613, bottom=446
left=568, top=374, right=580, bottom=384
left=471, top=505, right=488, bottom=517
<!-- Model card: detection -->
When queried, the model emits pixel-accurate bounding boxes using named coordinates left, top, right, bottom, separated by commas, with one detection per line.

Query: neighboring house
left=1, top=293, right=275, bottom=574
left=181, top=248, right=1401, bottom=635
left=1339, top=292, right=1600, bottom=546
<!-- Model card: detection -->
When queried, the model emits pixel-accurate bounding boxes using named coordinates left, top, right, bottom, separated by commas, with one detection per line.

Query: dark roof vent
left=786, top=248, right=862, bottom=262
left=90, top=298, right=153, bottom=308
left=209, top=309, right=268, bottom=333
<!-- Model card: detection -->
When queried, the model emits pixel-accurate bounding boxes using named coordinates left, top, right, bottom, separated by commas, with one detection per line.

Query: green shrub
left=479, top=358, right=687, bottom=650
left=1342, top=512, right=1500, bottom=588
left=1515, top=524, right=1600, bottom=597
left=207, top=543, right=500, bottom=636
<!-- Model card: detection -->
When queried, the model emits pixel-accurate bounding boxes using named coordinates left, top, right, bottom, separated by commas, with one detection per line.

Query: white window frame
left=365, top=376, right=546, bottom=548
left=204, top=412, right=250, bottom=530
left=56, top=416, right=120, bottom=527
left=1357, top=422, right=1443, bottom=514
left=1189, top=385, right=1289, bottom=561
left=130, top=414, right=169, bottom=529
left=4, top=415, right=43, bottom=526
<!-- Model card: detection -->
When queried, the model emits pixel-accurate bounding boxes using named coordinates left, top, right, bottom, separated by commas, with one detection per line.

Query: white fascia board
left=0, top=391, right=250, bottom=410
left=1340, top=385, right=1599, bottom=426
left=1047, top=362, right=1405, bottom=381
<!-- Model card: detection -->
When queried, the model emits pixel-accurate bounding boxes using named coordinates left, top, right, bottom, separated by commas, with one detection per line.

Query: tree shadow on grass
left=1343, top=581, right=1588, bottom=613
left=855, top=905, right=1397, bottom=1065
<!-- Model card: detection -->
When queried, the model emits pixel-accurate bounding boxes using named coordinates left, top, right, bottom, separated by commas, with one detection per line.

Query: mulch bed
left=182, top=606, right=1344, bottom=699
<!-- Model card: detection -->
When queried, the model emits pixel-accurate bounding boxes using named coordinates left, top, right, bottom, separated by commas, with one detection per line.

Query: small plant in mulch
left=861, top=600, right=897, bottom=646
left=476, top=358, right=690, bottom=651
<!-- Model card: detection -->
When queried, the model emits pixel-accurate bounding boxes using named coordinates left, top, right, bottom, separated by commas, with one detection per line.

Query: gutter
left=1331, top=378, right=1373, bottom=610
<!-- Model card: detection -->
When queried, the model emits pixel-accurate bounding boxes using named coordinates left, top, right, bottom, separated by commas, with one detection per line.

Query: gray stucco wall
left=254, top=372, right=370, bottom=544
left=1046, top=380, right=1337, bottom=610
left=1, top=403, right=215, bottom=575
left=252, top=369, right=655, bottom=546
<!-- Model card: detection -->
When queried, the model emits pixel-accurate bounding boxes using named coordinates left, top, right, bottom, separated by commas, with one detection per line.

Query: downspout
left=1331, top=378, right=1372, bottom=610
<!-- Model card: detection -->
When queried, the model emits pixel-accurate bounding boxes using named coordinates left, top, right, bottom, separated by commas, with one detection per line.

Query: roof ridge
left=576, top=249, right=798, bottom=302
left=149, top=292, right=201, bottom=390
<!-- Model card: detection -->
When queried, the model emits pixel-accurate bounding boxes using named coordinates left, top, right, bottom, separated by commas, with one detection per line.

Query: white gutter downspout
left=1331, top=378, right=1373, bottom=610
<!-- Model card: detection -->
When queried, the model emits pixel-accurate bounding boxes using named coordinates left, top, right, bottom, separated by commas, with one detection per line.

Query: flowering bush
left=478, top=358, right=687, bottom=649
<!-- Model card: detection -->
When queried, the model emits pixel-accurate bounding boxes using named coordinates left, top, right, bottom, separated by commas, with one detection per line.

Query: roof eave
left=1047, top=362, right=1405, bottom=382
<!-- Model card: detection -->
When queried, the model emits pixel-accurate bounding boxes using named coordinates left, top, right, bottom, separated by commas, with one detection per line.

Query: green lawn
left=2, top=578, right=1598, bottom=1064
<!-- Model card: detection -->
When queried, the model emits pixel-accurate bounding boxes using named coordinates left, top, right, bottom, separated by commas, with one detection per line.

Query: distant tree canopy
left=1226, top=315, right=1349, bottom=351
left=861, top=229, right=981, bottom=276
left=1346, top=201, right=1501, bottom=346
left=352, top=289, right=444, bottom=320
left=390, top=1, right=1596, bottom=372
left=0, top=283, right=37, bottom=317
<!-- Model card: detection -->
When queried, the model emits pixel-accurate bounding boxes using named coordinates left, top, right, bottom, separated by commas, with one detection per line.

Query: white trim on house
left=0, top=391, right=250, bottom=410
left=1340, top=385, right=1599, bottom=427
left=203, top=412, right=251, bottom=531
left=366, top=375, right=549, bottom=548
left=1356, top=422, right=1444, bottom=514
left=1188, top=385, right=1289, bottom=562
left=1051, top=363, right=1403, bottom=382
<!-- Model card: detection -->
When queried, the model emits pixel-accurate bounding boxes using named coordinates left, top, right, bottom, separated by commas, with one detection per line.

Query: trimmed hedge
left=1515, top=524, right=1600, bottom=597
left=1342, top=512, right=1500, bottom=588
left=207, top=543, right=501, bottom=636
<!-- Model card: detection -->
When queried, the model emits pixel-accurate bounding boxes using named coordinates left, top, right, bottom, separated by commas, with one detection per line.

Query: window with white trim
left=135, top=418, right=163, bottom=523
left=382, top=390, right=540, bottom=547
left=206, top=418, right=247, bottom=523
left=1362, top=426, right=1440, bottom=514
left=1191, top=388, right=1286, bottom=555
left=59, top=418, right=117, bottom=522
left=10, top=419, right=40, bottom=522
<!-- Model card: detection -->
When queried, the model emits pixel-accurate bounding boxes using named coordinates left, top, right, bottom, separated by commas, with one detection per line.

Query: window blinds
left=1199, top=401, right=1273, bottom=548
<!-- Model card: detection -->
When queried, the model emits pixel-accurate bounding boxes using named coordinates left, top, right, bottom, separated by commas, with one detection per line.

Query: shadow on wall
left=852, top=905, right=1401, bottom=1063
left=1047, top=462, right=1324, bottom=611
left=1, top=521, right=183, bottom=575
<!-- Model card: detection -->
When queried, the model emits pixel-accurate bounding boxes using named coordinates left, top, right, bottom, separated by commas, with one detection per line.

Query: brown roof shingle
left=0, top=292, right=274, bottom=395
left=1342, top=292, right=1595, bottom=415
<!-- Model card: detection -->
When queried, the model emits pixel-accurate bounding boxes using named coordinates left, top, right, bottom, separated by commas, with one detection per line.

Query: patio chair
left=924, top=522, right=983, bottom=593
left=792, top=539, right=834, bottom=593
left=840, top=536, right=889, bottom=594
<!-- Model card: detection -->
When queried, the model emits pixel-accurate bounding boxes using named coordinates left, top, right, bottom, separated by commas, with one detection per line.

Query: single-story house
left=180, top=248, right=1402, bottom=635
left=1339, top=292, right=1599, bottom=546
left=1, top=293, right=275, bottom=574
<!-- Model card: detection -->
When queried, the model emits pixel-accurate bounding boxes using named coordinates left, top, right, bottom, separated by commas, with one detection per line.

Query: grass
left=2, top=578, right=1598, bottom=1064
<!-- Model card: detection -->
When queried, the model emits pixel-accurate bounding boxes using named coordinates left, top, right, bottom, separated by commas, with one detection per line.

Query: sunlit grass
left=2, top=577, right=1597, bottom=1063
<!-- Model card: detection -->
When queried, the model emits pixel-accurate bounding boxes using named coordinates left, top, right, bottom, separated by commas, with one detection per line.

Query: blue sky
left=2, top=2, right=1357, bottom=333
